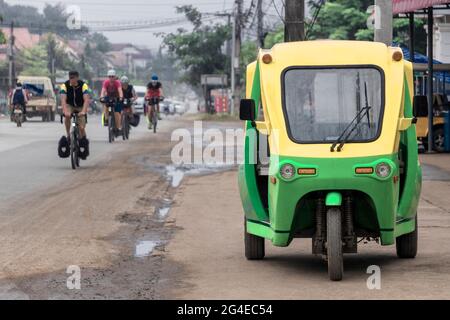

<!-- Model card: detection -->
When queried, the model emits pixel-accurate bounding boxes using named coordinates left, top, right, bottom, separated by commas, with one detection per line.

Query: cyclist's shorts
left=114, top=101, right=123, bottom=113
left=67, top=105, right=86, bottom=127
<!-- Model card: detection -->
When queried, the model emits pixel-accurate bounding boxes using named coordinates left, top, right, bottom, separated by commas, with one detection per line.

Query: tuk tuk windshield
left=283, top=67, right=383, bottom=143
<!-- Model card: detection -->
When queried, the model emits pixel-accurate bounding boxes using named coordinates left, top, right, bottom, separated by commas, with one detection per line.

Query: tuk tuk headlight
left=280, top=164, right=295, bottom=180
left=375, top=162, right=391, bottom=178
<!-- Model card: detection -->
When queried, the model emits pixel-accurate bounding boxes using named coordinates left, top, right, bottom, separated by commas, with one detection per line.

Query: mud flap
left=325, top=192, right=342, bottom=206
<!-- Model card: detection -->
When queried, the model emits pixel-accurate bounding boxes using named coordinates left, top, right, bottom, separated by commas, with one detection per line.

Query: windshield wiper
left=330, top=106, right=371, bottom=152
left=363, top=82, right=371, bottom=129
left=330, top=81, right=372, bottom=152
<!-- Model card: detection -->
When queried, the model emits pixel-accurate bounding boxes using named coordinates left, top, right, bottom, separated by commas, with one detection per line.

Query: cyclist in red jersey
left=100, top=69, right=124, bottom=134
left=145, top=74, right=164, bottom=129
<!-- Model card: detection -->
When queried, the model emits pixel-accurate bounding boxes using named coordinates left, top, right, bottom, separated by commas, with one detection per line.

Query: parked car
left=173, top=101, right=186, bottom=115
left=134, top=85, right=147, bottom=115
left=161, top=100, right=175, bottom=115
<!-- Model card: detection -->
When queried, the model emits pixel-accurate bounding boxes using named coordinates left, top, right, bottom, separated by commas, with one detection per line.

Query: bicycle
left=122, top=98, right=133, bottom=140
left=101, top=97, right=117, bottom=143
left=69, top=113, right=83, bottom=170
left=146, top=96, right=163, bottom=133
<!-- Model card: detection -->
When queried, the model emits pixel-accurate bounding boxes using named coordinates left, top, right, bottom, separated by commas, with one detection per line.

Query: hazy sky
left=5, top=0, right=291, bottom=50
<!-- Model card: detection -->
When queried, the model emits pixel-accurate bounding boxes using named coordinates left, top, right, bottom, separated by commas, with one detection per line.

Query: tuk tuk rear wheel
left=396, top=218, right=418, bottom=259
left=244, top=220, right=265, bottom=260
left=327, top=208, right=344, bottom=281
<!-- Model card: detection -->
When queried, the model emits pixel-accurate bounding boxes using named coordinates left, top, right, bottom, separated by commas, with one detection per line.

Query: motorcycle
left=13, top=104, right=24, bottom=127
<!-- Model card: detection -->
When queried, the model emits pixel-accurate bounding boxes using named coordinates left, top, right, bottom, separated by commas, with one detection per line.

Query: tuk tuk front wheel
left=244, top=220, right=265, bottom=260
left=396, top=219, right=418, bottom=259
left=326, top=208, right=344, bottom=281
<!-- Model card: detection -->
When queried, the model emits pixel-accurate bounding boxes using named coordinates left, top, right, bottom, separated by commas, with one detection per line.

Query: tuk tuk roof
left=393, top=0, right=450, bottom=14
left=266, top=40, right=400, bottom=67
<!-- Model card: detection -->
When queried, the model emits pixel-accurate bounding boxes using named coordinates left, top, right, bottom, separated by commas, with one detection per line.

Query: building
left=107, top=43, right=152, bottom=76
left=0, top=27, right=41, bottom=61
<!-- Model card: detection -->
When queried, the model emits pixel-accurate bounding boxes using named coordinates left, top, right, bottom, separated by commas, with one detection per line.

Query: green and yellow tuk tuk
left=238, top=41, right=422, bottom=281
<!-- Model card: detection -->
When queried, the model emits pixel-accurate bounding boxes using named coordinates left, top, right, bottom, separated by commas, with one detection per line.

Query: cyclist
left=60, top=70, right=90, bottom=158
left=9, top=82, right=28, bottom=116
left=121, top=75, right=137, bottom=112
left=101, top=69, right=124, bottom=134
left=145, top=74, right=164, bottom=129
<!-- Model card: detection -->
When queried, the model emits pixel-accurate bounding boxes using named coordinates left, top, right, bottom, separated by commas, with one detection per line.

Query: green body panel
left=325, top=192, right=342, bottom=206
left=396, top=79, right=422, bottom=226
left=238, top=61, right=269, bottom=222
left=268, top=154, right=400, bottom=246
left=238, top=145, right=268, bottom=222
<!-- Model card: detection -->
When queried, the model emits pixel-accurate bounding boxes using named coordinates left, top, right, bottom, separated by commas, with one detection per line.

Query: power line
left=271, top=0, right=285, bottom=24
left=1, top=10, right=231, bottom=33
left=7, top=0, right=229, bottom=7
left=305, top=0, right=325, bottom=39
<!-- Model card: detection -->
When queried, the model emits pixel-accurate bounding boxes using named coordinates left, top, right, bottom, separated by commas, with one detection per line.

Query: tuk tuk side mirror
left=240, top=99, right=256, bottom=121
left=413, top=95, right=428, bottom=118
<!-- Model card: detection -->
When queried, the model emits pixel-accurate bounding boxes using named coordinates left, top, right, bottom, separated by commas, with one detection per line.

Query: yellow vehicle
left=238, top=41, right=421, bottom=281
left=413, top=94, right=447, bottom=152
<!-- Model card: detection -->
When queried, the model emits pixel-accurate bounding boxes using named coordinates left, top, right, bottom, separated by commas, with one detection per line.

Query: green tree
left=260, top=1, right=427, bottom=54
left=163, top=6, right=231, bottom=86
left=307, top=0, right=427, bottom=53
left=91, top=33, right=112, bottom=53
left=17, top=44, right=50, bottom=76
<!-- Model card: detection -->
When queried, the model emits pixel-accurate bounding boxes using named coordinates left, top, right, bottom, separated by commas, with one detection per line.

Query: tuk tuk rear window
left=282, top=66, right=384, bottom=144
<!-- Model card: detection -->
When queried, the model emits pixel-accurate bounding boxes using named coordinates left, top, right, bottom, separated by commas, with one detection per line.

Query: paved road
left=0, top=115, right=151, bottom=208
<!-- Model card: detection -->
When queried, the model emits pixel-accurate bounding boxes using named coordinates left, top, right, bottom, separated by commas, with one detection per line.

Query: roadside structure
left=394, top=0, right=450, bottom=152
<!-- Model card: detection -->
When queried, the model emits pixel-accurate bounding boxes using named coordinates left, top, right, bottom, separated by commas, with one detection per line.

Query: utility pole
left=427, top=7, right=434, bottom=152
left=284, top=0, right=305, bottom=42
left=374, top=0, right=393, bottom=45
left=8, top=21, right=15, bottom=90
left=231, top=0, right=243, bottom=115
left=257, top=0, right=264, bottom=48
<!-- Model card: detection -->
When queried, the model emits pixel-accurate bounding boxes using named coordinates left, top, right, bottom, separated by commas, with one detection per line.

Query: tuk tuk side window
left=282, top=67, right=384, bottom=144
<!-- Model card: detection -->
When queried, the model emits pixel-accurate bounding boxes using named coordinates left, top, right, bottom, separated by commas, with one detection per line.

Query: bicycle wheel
left=108, top=114, right=114, bottom=143
left=125, top=116, right=130, bottom=140
left=152, top=110, right=157, bottom=133
left=75, top=131, right=80, bottom=167
left=70, top=131, right=77, bottom=170
left=122, top=115, right=127, bottom=141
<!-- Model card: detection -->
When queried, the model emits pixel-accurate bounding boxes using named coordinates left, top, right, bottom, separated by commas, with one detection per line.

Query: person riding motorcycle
left=101, top=69, right=124, bottom=134
left=9, top=82, right=28, bottom=116
left=60, top=70, right=90, bottom=159
left=145, top=74, right=164, bottom=129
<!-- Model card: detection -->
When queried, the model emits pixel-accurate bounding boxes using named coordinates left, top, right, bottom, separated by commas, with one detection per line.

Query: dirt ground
left=163, top=155, right=450, bottom=300
left=0, top=119, right=185, bottom=299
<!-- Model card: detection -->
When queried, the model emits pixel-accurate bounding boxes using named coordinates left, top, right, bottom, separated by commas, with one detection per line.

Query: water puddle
left=164, top=163, right=235, bottom=188
left=166, top=166, right=185, bottom=188
left=158, top=206, right=171, bottom=219
left=135, top=240, right=159, bottom=258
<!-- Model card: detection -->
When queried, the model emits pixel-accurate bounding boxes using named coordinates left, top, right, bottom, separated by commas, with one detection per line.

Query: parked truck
left=17, top=76, right=56, bottom=122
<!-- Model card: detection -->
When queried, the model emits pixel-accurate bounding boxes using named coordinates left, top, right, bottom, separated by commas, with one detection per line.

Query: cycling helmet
left=151, top=74, right=158, bottom=81
left=120, top=76, right=129, bottom=84
left=107, top=69, right=116, bottom=77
